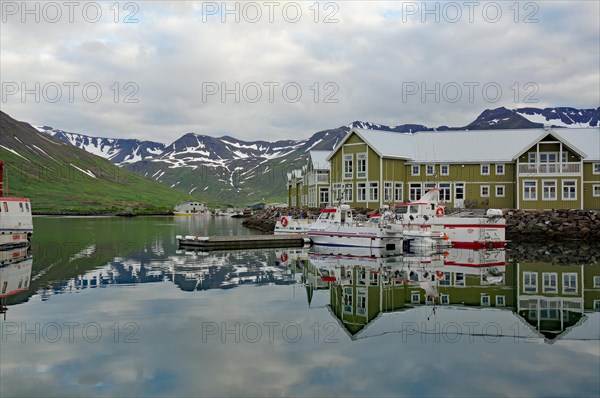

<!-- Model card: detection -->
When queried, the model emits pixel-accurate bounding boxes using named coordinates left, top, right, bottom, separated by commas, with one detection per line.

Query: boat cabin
left=316, top=204, right=354, bottom=224
left=392, top=189, right=445, bottom=219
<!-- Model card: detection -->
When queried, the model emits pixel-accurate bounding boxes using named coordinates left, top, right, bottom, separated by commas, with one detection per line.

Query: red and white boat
left=390, top=189, right=505, bottom=249
left=0, top=161, right=33, bottom=248
left=1, top=250, right=33, bottom=318
left=307, top=204, right=404, bottom=252
left=274, top=216, right=315, bottom=235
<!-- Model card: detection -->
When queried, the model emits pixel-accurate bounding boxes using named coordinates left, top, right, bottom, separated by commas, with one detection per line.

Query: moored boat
left=0, top=161, right=33, bottom=249
left=274, top=216, right=314, bottom=235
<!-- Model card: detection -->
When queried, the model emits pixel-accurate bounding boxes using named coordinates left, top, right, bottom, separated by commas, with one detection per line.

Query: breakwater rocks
left=244, top=207, right=600, bottom=242
left=505, top=209, right=599, bottom=242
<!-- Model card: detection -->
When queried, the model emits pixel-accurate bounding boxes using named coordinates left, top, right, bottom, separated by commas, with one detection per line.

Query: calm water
left=1, top=216, right=599, bottom=397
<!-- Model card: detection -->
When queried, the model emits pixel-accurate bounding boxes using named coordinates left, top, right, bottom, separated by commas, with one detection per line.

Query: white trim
left=480, top=185, right=490, bottom=197
left=496, top=295, right=505, bottom=307
left=481, top=164, right=490, bottom=176
left=523, top=180, right=537, bottom=201
left=593, top=163, right=600, bottom=175
left=356, top=182, right=367, bottom=203
left=342, top=142, right=368, bottom=147
left=542, top=272, right=558, bottom=293
left=593, top=184, right=600, bottom=198
left=481, top=295, right=490, bottom=306
left=542, top=179, right=557, bottom=201
left=343, top=154, right=353, bottom=180
left=593, top=275, right=600, bottom=288
left=523, top=272, right=538, bottom=293
left=495, top=163, right=505, bottom=175
left=411, top=164, right=420, bottom=176
left=356, top=152, right=367, bottom=179
left=426, top=164, right=435, bottom=176
left=495, top=185, right=505, bottom=198
left=368, top=181, right=379, bottom=202
left=562, top=272, right=578, bottom=294
left=561, top=179, right=577, bottom=201
left=383, top=181, right=394, bottom=202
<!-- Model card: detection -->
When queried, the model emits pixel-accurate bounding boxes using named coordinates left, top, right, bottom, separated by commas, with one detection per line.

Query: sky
left=1, top=1, right=599, bottom=144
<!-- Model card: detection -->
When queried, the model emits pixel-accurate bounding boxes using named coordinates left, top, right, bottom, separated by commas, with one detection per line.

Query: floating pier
left=176, top=234, right=311, bottom=251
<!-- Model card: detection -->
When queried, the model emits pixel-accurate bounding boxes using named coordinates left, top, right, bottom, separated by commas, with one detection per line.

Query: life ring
left=436, top=207, right=445, bottom=217
left=280, top=253, right=289, bottom=262
left=281, top=216, right=289, bottom=227
left=435, top=271, right=445, bottom=280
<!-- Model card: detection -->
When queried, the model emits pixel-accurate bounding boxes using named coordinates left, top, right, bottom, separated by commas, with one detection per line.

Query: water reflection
left=0, top=246, right=33, bottom=319
left=292, top=246, right=600, bottom=344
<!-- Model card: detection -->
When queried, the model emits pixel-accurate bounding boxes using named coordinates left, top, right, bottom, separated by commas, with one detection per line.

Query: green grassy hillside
left=0, top=112, right=193, bottom=213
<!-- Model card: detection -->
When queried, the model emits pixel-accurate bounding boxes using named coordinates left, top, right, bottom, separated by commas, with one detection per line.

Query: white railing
left=317, top=174, right=329, bottom=183
left=518, top=162, right=581, bottom=174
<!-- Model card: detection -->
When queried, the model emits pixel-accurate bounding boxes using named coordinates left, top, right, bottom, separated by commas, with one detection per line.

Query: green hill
left=0, top=111, right=193, bottom=213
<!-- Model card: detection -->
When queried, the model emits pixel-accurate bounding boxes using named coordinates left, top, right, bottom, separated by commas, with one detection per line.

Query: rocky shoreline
left=243, top=207, right=600, bottom=242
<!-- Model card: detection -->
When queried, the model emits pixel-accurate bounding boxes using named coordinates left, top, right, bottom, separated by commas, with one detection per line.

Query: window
left=523, top=180, right=537, bottom=200
left=455, top=183, right=465, bottom=200
left=394, top=183, right=403, bottom=202
left=562, top=180, right=577, bottom=200
left=411, top=292, right=420, bottom=304
left=481, top=295, right=490, bottom=306
left=496, top=164, right=505, bottom=175
left=384, top=182, right=393, bottom=202
left=542, top=273, right=557, bottom=293
left=409, top=183, right=422, bottom=201
left=356, top=183, right=367, bottom=202
left=439, top=183, right=451, bottom=202
left=343, top=154, right=353, bottom=179
left=369, top=182, right=379, bottom=201
left=423, top=182, right=436, bottom=193
left=594, top=276, right=600, bottom=288
left=439, top=273, right=451, bottom=286
left=496, top=296, right=505, bottom=306
left=481, top=185, right=490, bottom=197
left=542, top=180, right=557, bottom=200
left=344, top=183, right=353, bottom=202
left=426, top=164, right=435, bottom=176
left=440, top=294, right=449, bottom=305
left=441, top=164, right=449, bottom=176
left=481, top=164, right=490, bottom=175
left=593, top=163, right=600, bottom=174
left=25, top=203, right=30, bottom=212
left=455, top=273, right=464, bottom=286
left=343, top=287, right=353, bottom=313
left=594, top=185, right=600, bottom=197
left=19, top=203, right=24, bottom=212
left=3, top=202, right=8, bottom=212
left=563, top=273, right=577, bottom=294
left=357, top=153, right=367, bottom=178
left=524, top=272, right=537, bottom=293
left=332, top=183, right=344, bottom=202
left=411, top=165, right=420, bottom=176
left=528, top=152, right=536, bottom=163
left=319, top=188, right=329, bottom=205
left=594, top=300, right=600, bottom=310
left=496, top=185, right=505, bottom=197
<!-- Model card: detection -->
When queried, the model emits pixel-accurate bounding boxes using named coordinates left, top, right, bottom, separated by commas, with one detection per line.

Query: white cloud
left=1, top=1, right=598, bottom=143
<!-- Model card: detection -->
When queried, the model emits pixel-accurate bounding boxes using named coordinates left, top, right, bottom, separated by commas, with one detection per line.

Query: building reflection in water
left=292, top=246, right=600, bottom=343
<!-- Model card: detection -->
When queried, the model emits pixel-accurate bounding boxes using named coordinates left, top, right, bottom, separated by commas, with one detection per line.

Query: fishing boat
left=307, top=204, right=404, bottom=252
left=0, top=161, right=33, bottom=249
left=390, top=189, right=505, bottom=249
left=273, top=216, right=315, bottom=235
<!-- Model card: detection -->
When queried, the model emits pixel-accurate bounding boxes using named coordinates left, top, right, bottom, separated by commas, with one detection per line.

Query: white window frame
left=562, top=180, right=577, bottom=201
left=411, top=292, right=420, bottom=304
left=440, top=294, right=449, bottom=305
left=523, top=180, right=537, bottom=201
left=496, top=296, right=505, bottom=307
left=524, top=272, right=537, bottom=293
left=454, top=182, right=465, bottom=201
left=383, top=181, right=393, bottom=202
left=496, top=164, right=505, bottom=175
left=439, top=182, right=451, bottom=202
left=440, top=164, right=449, bottom=176
left=394, top=183, right=403, bottom=202
left=594, top=300, right=600, bottom=310
left=319, top=187, right=329, bottom=205
left=495, top=185, right=505, bottom=198
left=542, top=180, right=557, bottom=201
left=368, top=182, right=379, bottom=202
left=411, top=165, right=420, bottom=176
left=593, top=163, right=600, bottom=175
left=542, top=272, right=557, bottom=293
left=594, top=185, right=600, bottom=198
left=332, top=183, right=344, bottom=202
left=356, top=183, right=367, bottom=202
left=426, top=164, right=435, bottom=176
left=356, top=152, right=367, bottom=179
left=562, top=273, right=578, bottom=294
left=480, top=185, right=490, bottom=198
left=594, top=275, right=600, bottom=288
left=455, top=273, right=465, bottom=287
left=481, top=164, right=490, bottom=176
left=344, top=183, right=353, bottom=202
left=481, top=295, right=490, bottom=306
left=343, top=154, right=353, bottom=179
left=409, top=183, right=422, bottom=202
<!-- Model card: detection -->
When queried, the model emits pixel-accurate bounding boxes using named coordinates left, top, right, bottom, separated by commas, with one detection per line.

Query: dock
left=176, top=234, right=311, bottom=251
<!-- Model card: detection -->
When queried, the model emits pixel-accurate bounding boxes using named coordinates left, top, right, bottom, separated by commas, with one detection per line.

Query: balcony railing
left=518, top=162, right=581, bottom=175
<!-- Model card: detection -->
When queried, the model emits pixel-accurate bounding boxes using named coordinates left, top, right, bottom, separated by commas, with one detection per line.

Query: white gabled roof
left=330, top=127, right=600, bottom=163
left=309, top=150, right=331, bottom=170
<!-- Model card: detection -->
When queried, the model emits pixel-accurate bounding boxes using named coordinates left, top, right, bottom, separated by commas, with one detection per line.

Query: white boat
left=0, top=249, right=32, bottom=318
left=273, top=216, right=314, bottom=235
left=390, top=189, right=505, bottom=249
left=369, top=211, right=451, bottom=250
left=307, top=204, right=404, bottom=252
left=0, top=162, right=33, bottom=249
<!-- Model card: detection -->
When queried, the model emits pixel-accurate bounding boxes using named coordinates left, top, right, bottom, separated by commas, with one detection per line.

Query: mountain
left=33, top=106, right=599, bottom=205
left=35, top=125, right=165, bottom=165
left=0, top=111, right=192, bottom=213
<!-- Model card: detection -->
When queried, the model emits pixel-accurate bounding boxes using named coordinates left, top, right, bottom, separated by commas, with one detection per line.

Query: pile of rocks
left=242, top=207, right=320, bottom=233
left=506, top=242, right=600, bottom=264
left=504, top=209, right=599, bottom=242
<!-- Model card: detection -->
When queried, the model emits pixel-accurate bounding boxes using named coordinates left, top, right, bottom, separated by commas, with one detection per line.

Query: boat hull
left=308, top=226, right=402, bottom=251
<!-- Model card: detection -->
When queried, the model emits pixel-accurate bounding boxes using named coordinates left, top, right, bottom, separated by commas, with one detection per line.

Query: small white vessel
left=274, top=216, right=314, bottom=235
left=0, top=161, right=33, bottom=249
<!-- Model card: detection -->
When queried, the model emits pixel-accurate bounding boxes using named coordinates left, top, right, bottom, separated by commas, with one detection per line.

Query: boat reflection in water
left=0, top=246, right=33, bottom=319
left=299, top=246, right=599, bottom=343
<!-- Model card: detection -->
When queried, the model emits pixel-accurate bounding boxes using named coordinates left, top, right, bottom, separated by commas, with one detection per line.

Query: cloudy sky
left=1, top=1, right=599, bottom=143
